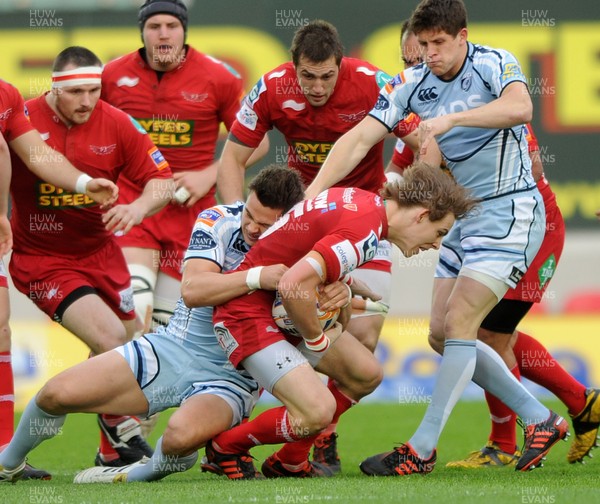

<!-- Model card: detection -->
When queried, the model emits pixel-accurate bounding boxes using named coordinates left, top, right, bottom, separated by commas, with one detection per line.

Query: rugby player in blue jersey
left=305, top=0, right=569, bottom=475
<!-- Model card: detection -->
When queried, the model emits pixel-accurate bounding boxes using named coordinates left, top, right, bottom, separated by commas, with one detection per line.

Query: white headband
left=51, top=66, right=103, bottom=89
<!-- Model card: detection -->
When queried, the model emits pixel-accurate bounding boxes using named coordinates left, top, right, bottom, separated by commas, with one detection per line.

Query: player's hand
left=86, top=178, right=119, bottom=208
left=317, top=281, right=352, bottom=312
left=349, top=276, right=382, bottom=302
left=102, top=203, right=145, bottom=234
left=173, top=170, right=214, bottom=207
left=418, top=116, right=454, bottom=157
left=596, top=209, right=600, bottom=220
left=0, top=215, right=12, bottom=256
left=261, top=264, right=289, bottom=290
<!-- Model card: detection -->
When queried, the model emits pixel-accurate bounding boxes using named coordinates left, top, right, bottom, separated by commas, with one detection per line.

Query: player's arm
left=8, top=130, right=118, bottom=207
left=278, top=250, right=334, bottom=351
left=216, top=136, right=257, bottom=204
left=419, top=82, right=532, bottom=156
left=305, top=116, right=388, bottom=200
left=102, top=177, right=174, bottom=234
left=181, top=257, right=287, bottom=308
left=0, top=132, right=12, bottom=255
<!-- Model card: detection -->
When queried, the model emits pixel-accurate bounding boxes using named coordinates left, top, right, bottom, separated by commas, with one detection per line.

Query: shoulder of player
left=185, top=48, right=242, bottom=80
left=102, top=51, right=138, bottom=76
left=470, top=42, right=514, bottom=65
left=0, top=79, right=21, bottom=103
left=262, top=62, right=295, bottom=85
left=195, top=202, right=244, bottom=229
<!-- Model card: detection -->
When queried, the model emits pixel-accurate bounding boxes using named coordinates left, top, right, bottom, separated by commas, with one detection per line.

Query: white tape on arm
left=75, top=174, right=93, bottom=194
left=245, top=266, right=263, bottom=291
left=304, top=257, right=324, bottom=280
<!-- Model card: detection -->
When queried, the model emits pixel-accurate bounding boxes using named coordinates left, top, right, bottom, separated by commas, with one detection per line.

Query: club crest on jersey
left=148, top=146, right=168, bottom=170
left=181, top=91, right=208, bottom=103
left=461, top=73, right=472, bottom=92
left=196, top=208, right=224, bottom=227
left=90, top=144, right=116, bottom=155
left=338, top=110, right=366, bottom=123
left=0, top=107, right=13, bottom=121
left=189, top=230, right=217, bottom=251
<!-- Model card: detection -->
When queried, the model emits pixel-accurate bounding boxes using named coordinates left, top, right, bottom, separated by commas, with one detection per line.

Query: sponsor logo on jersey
left=247, top=77, right=266, bottom=105
left=116, top=76, right=139, bottom=88
left=137, top=118, right=194, bottom=147
left=196, top=208, right=224, bottom=227
left=375, top=70, right=393, bottom=88
left=501, top=63, right=522, bottom=83
left=36, top=182, right=96, bottom=209
left=342, top=187, right=355, bottom=204
left=422, top=95, right=486, bottom=116
left=148, top=146, right=169, bottom=170
left=119, top=286, right=135, bottom=314
left=332, top=239, right=359, bottom=276
left=508, top=266, right=525, bottom=285
left=214, top=323, right=239, bottom=358
left=231, top=235, right=250, bottom=254
left=338, top=110, right=366, bottom=123
left=289, top=140, right=334, bottom=166
left=189, top=230, right=218, bottom=251
left=356, top=231, right=380, bottom=265
left=237, top=103, right=258, bottom=131
left=181, top=91, right=208, bottom=103
left=385, top=72, right=405, bottom=93
left=537, top=254, right=556, bottom=288
left=417, top=86, right=439, bottom=103
left=90, top=144, right=116, bottom=155
left=374, top=95, right=390, bottom=111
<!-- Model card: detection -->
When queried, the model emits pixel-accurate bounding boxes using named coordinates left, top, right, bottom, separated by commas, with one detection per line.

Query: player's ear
left=416, top=208, right=430, bottom=223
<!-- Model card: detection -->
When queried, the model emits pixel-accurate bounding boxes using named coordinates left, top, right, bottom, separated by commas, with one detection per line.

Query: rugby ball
left=272, top=292, right=340, bottom=337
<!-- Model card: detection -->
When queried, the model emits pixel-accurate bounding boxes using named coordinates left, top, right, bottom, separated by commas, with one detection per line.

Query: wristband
left=245, top=266, right=263, bottom=291
left=304, top=332, right=330, bottom=353
left=75, top=174, right=92, bottom=194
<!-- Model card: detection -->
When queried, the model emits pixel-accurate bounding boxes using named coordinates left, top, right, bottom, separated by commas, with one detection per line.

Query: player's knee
left=95, top=326, right=129, bottom=353
left=161, top=423, right=199, bottom=457
left=343, top=357, right=383, bottom=400
left=300, top=394, right=336, bottom=434
left=37, top=379, right=71, bottom=414
left=428, top=329, right=444, bottom=355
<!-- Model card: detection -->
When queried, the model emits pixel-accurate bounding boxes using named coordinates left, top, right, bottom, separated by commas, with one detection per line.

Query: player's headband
left=51, top=66, right=103, bottom=89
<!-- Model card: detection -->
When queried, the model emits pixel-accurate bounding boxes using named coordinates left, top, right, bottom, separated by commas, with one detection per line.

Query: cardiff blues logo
left=461, top=73, right=472, bottom=92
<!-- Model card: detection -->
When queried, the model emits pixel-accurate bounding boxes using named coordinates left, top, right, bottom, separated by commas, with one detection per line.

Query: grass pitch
left=3, top=400, right=598, bottom=504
